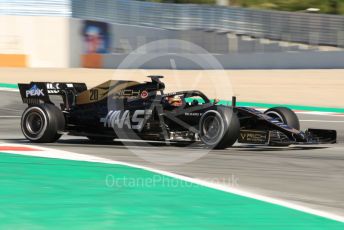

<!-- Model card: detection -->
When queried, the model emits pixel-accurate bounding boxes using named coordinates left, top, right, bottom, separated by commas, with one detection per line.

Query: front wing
left=238, top=129, right=337, bottom=145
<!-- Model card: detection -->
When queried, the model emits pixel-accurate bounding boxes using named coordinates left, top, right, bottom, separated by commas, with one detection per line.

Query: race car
left=18, top=76, right=337, bottom=149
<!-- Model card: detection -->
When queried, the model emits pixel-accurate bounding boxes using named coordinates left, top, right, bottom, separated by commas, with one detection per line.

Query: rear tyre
left=264, top=107, right=300, bottom=130
left=199, top=107, right=240, bottom=149
left=21, top=104, right=65, bottom=143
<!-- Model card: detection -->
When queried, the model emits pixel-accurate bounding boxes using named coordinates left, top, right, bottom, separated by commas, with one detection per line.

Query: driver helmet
left=168, top=95, right=183, bottom=107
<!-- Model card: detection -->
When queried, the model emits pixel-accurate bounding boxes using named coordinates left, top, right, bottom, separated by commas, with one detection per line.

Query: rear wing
left=18, top=82, right=87, bottom=107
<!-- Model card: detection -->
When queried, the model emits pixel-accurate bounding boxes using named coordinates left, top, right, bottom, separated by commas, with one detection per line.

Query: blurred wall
left=69, top=19, right=83, bottom=68
left=72, top=0, right=344, bottom=47
left=69, top=18, right=175, bottom=68
left=100, top=52, right=344, bottom=69
left=0, top=16, right=70, bottom=67
left=68, top=19, right=344, bottom=69
left=2, top=16, right=344, bottom=69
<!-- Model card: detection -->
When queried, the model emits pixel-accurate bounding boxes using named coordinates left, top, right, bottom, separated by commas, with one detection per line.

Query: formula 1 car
left=18, top=76, right=336, bottom=149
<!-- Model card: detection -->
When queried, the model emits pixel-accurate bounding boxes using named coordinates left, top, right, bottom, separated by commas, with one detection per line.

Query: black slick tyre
left=21, top=104, right=65, bottom=143
left=199, top=107, right=240, bottom=149
left=264, top=107, right=300, bottom=130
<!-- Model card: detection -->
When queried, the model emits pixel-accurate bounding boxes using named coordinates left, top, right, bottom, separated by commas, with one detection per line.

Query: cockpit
left=162, top=90, right=211, bottom=109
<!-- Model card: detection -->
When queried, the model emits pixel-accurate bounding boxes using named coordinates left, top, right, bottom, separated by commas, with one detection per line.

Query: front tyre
left=21, top=104, right=65, bottom=143
left=264, top=107, right=300, bottom=130
left=199, top=108, right=240, bottom=149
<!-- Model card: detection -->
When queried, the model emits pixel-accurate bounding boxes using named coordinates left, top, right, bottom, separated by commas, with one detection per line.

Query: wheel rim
left=21, top=107, right=48, bottom=140
left=201, top=115, right=222, bottom=145
left=26, top=112, right=44, bottom=135
left=266, top=111, right=284, bottom=123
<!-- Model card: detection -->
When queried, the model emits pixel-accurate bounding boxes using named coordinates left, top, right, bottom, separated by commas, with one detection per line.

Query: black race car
left=18, top=76, right=336, bottom=149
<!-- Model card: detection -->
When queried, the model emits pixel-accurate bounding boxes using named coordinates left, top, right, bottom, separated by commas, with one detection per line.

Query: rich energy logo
left=112, top=90, right=150, bottom=99
left=111, top=90, right=140, bottom=99
left=240, top=132, right=267, bottom=141
left=239, top=130, right=268, bottom=144
left=100, top=110, right=152, bottom=130
left=26, top=85, right=44, bottom=97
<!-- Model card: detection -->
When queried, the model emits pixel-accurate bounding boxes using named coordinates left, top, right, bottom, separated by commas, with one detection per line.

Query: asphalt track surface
left=1, top=90, right=344, bottom=217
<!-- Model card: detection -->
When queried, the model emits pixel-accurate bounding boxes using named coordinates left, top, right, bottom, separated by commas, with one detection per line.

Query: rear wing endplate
left=18, top=82, right=87, bottom=105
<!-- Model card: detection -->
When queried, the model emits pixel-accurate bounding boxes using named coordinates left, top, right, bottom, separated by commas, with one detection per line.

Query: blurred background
left=1, top=0, right=344, bottom=69
left=145, top=0, right=344, bottom=15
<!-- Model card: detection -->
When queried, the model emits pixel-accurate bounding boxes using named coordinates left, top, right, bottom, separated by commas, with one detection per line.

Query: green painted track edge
left=0, top=83, right=18, bottom=89
left=0, top=151, right=343, bottom=229
left=1, top=83, right=343, bottom=113
left=235, top=101, right=344, bottom=113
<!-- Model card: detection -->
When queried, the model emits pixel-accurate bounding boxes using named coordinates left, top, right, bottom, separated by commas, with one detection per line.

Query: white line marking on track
left=0, top=143, right=343, bottom=223
left=298, top=113, right=344, bottom=117
left=0, top=87, right=19, bottom=92
left=253, top=108, right=344, bottom=116
left=300, top=120, right=344, bottom=123
left=0, top=108, right=21, bottom=112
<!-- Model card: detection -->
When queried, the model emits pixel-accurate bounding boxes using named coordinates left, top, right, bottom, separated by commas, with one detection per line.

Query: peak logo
left=26, top=85, right=44, bottom=97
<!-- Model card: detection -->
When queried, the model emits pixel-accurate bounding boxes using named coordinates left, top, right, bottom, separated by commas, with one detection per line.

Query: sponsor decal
left=238, top=130, right=268, bottom=144
left=240, top=132, right=266, bottom=141
left=163, top=92, right=182, bottom=97
left=112, top=89, right=142, bottom=99
left=89, top=89, right=99, bottom=101
left=185, top=112, right=202, bottom=116
left=47, top=83, right=60, bottom=94
left=141, top=90, right=148, bottom=99
left=100, top=110, right=152, bottom=130
left=26, top=85, right=44, bottom=97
